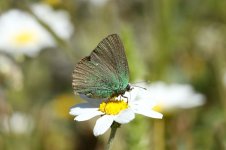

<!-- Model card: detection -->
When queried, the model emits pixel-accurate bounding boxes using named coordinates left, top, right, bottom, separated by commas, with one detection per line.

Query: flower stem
left=106, top=122, right=121, bottom=150
left=153, top=119, right=165, bottom=150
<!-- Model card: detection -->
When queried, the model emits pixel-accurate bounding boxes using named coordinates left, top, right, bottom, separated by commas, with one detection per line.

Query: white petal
left=126, top=87, right=159, bottom=109
left=75, top=111, right=103, bottom=121
left=134, top=108, right=163, bottom=119
left=69, top=103, right=98, bottom=115
left=93, top=115, right=114, bottom=136
left=131, top=100, right=157, bottom=110
left=114, top=109, right=135, bottom=124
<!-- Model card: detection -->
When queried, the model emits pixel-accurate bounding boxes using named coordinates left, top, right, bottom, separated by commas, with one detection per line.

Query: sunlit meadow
left=0, top=0, right=226, bottom=150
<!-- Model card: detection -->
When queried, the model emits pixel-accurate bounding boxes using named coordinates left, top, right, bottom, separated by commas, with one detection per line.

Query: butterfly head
left=126, top=83, right=133, bottom=92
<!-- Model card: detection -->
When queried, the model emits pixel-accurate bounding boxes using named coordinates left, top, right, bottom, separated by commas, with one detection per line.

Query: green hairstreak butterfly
left=72, top=34, right=131, bottom=99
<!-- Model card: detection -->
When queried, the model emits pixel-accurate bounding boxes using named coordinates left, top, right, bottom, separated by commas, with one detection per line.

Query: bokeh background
left=0, top=0, right=226, bottom=150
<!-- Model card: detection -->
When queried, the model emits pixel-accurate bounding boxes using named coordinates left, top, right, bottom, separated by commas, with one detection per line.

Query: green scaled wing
left=72, top=34, right=130, bottom=98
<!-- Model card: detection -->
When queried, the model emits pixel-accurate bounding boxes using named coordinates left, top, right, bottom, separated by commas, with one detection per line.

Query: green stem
left=106, top=122, right=121, bottom=150
left=153, top=119, right=165, bottom=150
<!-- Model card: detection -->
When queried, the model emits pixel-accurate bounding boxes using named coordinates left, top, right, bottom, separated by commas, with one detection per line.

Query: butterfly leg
left=122, top=95, right=129, bottom=103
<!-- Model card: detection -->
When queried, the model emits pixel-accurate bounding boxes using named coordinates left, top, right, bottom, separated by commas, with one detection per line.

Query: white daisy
left=69, top=88, right=163, bottom=136
left=0, top=9, right=55, bottom=56
left=31, top=3, right=74, bottom=40
left=136, top=82, right=205, bottom=112
left=1, top=112, right=34, bottom=134
left=89, top=0, right=110, bottom=6
left=0, top=55, right=23, bottom=90
left=196, top=26, right=223, bottom=55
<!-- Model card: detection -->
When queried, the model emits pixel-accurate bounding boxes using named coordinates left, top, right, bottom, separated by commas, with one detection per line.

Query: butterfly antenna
left=133, top=80, right=151, bottom=84
left=133, top=85, right=147, bottom=90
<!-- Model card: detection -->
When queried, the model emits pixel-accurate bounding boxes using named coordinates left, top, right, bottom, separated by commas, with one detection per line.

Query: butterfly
left=72, top=34, right=132, bottom=99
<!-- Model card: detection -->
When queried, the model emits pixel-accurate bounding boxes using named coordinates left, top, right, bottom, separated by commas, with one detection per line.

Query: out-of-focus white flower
left=2, top=112, right=34, bottom=134
left=31, top=3, right=74, bottom=40
left=0, top=9, right=55, bottom=56
left=70, top=88, right=163, bottom=136
left=89, top=0, right=110, bottom=6
left=223, top=70, right=226, bottom=87
left=196, top=26, right=223, bottom=55
left=0, top=55, right=23, bottom=90
left=136, top=82, right=205, bottom=112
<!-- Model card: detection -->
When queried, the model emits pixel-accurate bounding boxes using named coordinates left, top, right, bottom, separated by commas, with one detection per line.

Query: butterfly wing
left=72, top=34, right=129, bottom=98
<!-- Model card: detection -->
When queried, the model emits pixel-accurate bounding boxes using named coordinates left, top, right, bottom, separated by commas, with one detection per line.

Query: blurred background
left=0, top=0, right=226, bottom=149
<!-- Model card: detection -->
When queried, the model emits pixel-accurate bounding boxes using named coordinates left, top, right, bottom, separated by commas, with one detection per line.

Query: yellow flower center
left=153, top=105, right=162, bottom=112
left=99, top=100, right=128, bottom=115
left=13, top=31, right=37, bottom=46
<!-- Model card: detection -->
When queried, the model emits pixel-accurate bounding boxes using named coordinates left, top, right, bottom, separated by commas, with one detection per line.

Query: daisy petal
left=93, top=115, right=114, bottom=136
left=135, top=109, right=163, bottom=119
left=115, top=109, right=135, bottom=124
left=69, top=103, right=98, bottom=115
left=75, top=111, right=103, bottom=121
